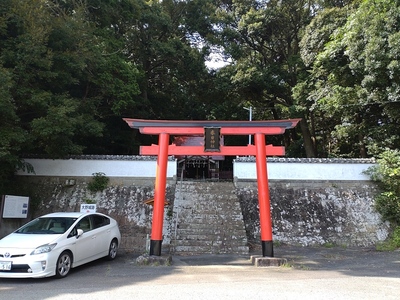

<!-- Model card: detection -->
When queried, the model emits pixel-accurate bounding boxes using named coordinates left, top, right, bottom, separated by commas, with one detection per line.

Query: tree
left=294, top=7, right=350, bottom=157
left=0, top=0, right=142, bottom=159
left=300, top=0, right=400, bottom=157
left=124, top=0, right=214, bottom=121
left=206, top=0, right=321, bottom=156
left=0, top=64, right=30, bottom=192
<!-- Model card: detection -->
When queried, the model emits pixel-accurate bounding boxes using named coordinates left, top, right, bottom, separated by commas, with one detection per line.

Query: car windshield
left=15, top=217, right=77, bottom=234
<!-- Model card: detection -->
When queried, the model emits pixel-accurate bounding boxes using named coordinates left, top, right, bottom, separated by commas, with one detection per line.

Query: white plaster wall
left=18, top=158, right=177, bottom=178
left=233, top=161, right=375, bottom=181
left=18, top=157, right=375, bottom=181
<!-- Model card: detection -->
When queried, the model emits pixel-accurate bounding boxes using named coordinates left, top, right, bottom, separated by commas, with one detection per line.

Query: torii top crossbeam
left=124, top=118, right=300, bottom=134
left=123, top=118, right=301, bottom=156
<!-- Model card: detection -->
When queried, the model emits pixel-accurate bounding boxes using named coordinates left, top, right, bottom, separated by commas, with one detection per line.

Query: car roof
left=40, top=212, right=94, bottom=218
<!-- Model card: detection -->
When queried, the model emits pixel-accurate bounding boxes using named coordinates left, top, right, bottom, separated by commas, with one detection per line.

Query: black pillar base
left=150, top=240, right=162, bottom=256
left=261, top=240, right=274, bottom=257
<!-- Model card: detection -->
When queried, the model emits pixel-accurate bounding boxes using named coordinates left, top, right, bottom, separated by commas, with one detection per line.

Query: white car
left=0, top=212, right=121, bottom=279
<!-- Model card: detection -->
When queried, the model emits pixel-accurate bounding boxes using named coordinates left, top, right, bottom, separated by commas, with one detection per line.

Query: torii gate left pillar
left=123, top=118, right=300, bottom=257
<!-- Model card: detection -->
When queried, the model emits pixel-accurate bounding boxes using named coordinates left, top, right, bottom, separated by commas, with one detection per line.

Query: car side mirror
left=76, top=228, right=84, bottom=238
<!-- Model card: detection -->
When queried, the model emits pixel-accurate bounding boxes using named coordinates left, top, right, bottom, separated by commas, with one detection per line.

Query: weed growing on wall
left=83, top=198, right=96, bottom=204
left=87, top=172, right=109, bottom=193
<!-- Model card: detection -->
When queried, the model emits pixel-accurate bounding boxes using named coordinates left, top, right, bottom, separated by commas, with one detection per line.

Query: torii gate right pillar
left=255, top=133, right=273, bottom=257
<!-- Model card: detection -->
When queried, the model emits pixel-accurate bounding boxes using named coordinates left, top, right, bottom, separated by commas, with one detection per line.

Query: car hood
left=0, top=233, right=59, bottom=249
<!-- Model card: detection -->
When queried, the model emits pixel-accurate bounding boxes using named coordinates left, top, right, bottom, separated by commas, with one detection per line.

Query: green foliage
left=87, top=172, right=109, bottom=193
left=210, top=0, right=318, bottom=156
left=365, top=149, right=400, bottom=224
left=0, top=63, right=29, bottom=191
left=322, top=242, right=335, bottom=248
left=376, top=227, right=400, bottom=251
left=1, top=0, right=399, bottom=168
left=298, top=0, right=400, bottom=157
left=83, top=198, right=97, bottom=204
left=125, top=0, right=212, bottom=121
left=0, top=0, right=141, bottom=161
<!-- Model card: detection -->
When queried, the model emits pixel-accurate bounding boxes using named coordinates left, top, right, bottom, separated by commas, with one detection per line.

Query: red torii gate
left=123, top=118, right=300, bottom=257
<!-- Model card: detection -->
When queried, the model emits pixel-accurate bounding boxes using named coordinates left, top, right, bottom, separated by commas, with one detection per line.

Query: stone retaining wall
left=2, top=177, right=176, bottom=253
left=1, top=175, right=390, bottom=253
left=235, top=180, right=389, bottom=247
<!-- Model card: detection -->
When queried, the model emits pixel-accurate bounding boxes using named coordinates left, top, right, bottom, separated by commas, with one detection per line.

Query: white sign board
left=2, top=195, right=29, bottom=218
left=80, top=204, right=97, bottom=213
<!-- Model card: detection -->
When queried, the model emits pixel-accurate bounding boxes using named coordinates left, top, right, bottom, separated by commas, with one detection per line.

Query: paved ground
left=1, top=245, right=399, bottom=300
left=269, top=244, right=400, bottom=277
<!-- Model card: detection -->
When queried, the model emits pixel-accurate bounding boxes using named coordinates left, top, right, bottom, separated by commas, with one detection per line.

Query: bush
left=376, top=227, right=400, bottom=251
left=365, top=149, right=400, bottom=225
left=87, top=172, right=109, bottom=192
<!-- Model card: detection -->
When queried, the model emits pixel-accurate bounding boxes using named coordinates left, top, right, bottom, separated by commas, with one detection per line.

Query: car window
left=16, top=218, right=47, bottom=233
left=76, top=216, right=92, bottom=232
left=49, top=220, right=66, bottom=233
left=92, top=215, right=110, bottom=229
left=68, top=226, right=77, bottom=238
left=16, top=217, right=76, bottom=234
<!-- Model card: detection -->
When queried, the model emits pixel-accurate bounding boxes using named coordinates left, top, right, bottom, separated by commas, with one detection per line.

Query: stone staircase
left=170, top=181, right=249, bottom=255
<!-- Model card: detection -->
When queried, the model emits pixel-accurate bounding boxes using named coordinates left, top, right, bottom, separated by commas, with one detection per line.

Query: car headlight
left=31, top=243, right=57, bottom=255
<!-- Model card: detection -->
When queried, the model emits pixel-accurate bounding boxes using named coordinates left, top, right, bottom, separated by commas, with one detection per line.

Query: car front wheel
left=107, top=239, right=118, bottom=260
left=55, top=251, right=72, bottom=278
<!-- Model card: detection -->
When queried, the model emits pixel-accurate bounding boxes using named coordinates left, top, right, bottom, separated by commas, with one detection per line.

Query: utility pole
left=243, top=106, right=252, bottom=145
